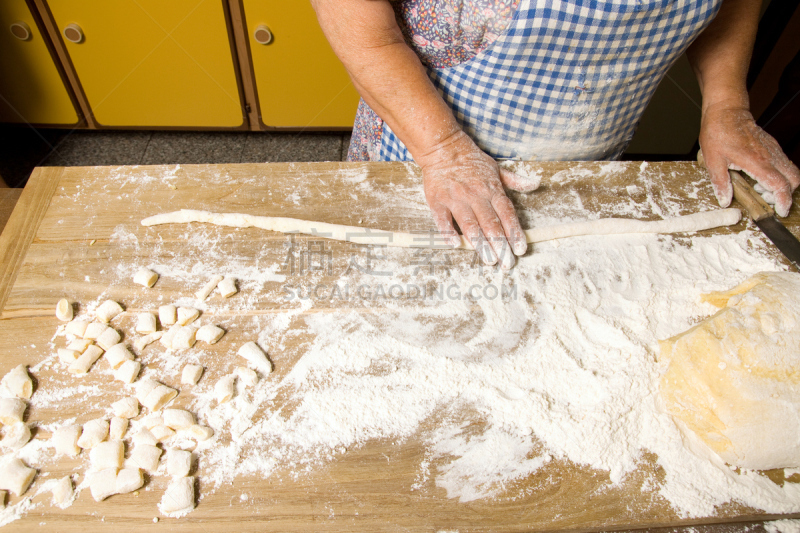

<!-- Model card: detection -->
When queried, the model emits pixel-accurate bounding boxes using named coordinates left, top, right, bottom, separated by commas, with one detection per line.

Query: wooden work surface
left=0, top=162, right=799, bottom=532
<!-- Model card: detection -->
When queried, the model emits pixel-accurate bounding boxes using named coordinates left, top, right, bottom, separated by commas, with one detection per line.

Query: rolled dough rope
left=142, top=208, right=742, bottom=248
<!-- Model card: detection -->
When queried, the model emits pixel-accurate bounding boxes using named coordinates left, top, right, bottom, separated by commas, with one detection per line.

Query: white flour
left=4, top=163, right=800, bottom=526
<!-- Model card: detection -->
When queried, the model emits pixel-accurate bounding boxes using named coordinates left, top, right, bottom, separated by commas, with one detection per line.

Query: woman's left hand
left=699, top=102, right=800, bottom=217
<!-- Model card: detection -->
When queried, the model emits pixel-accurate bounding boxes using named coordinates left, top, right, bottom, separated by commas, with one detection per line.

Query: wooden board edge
left=0, top=167, right=64, bottom=314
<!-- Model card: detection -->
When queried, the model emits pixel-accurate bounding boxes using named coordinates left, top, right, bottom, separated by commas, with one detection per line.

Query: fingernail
left=451, top=235, right=463, bottom=248
left=479, top=242, right=497, bottom=265
left=513, top=239, right=527, bottom=256
left=776, top=203, right=790, bottom=218
left=499, top=244, right=515, bottom=270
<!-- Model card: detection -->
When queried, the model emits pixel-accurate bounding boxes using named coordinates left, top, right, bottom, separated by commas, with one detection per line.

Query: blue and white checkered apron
left=379, top=0, right=721, bottom=161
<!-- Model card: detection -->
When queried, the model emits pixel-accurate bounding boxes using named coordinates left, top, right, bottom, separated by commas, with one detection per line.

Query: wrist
left=414, top=129, right=478, bottom=170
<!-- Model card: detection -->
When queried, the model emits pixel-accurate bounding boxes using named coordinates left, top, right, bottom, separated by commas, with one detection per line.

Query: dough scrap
left=135, top=312, right=158, bottom=334
left=0, top=398, right=26, bottom=425
left=214, top=375, right=236, bottom=404
left=134, top=331, right=164, bottom=352
left=134, top=268, right=158, bottom=288
left=89, top=468, right=118, bottom=501
left=51, top=476, right=74, bottom=507
left=237, top=342, right=272, bottom=374
left=56, top=299, right=73, bottom=322
left=142, top=208, right=742, bottom=248
left=0, top=457, right=36, bottom=496
left=96, top=300, right=124, bottom=323
left=217, top=277, right=237, bottom=298
left=181, top=364, right=203, bottom=385
left=2, top=365, right=32, bottom=399
left=159, top=476, right=195, bottom=516
left=659, top=271, right=800, bottom=470
left=111, top=397, right=139, bottom=419
left=52, top=424, right=81, bottom=456
left=196, top=325, right=224, bottom=344
left=195, top=275, right=223, bottom=301
left=115, top=467, right=144, bottom=494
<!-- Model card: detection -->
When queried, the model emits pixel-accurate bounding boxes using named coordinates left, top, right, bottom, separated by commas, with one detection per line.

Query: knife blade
left=728, top=169, right=800, bottom=270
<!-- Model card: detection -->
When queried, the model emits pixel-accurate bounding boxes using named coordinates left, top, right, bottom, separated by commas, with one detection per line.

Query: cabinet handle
left=10, top=22, right=32, bottom=41
left=253, top=25, right=273, bottom=45
left=63, top=23, right=84, bottom=44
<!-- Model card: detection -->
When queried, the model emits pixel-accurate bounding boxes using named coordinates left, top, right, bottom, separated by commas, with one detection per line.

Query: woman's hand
left=699, top=102, right=799, bottom=217
left=419, top=131, right=538, bottom=269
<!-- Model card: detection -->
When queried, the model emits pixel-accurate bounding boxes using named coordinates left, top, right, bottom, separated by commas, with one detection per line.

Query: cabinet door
left=46, top=0, right=244, bottom=128
left=0, top=0, right=78, bottom=125
left=242, top=0, right=359, bottom=128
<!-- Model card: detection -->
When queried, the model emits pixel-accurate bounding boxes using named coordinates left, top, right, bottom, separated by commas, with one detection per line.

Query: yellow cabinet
left=242, top=0, right=359, bottom=128
left=0, top=0, right=78, bottom=125
left=46, top=0, right=244, bottom=128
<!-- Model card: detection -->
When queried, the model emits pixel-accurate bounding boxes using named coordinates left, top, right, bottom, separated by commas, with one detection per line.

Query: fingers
left=498, top=168, right=541, bottom=193
left=703, top=149, right=734, bottom=208
left=450, top=204, right=497, bottom=266
left=471, top=200, right=516, bottom=270
left=491, top=193, right=528, bottom=256
left=430, top=204, right=461, bottom=248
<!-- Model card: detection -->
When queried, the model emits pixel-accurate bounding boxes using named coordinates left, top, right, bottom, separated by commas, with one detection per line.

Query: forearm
left=686, top=0, right=761, bottom=113
left=311, top=0, right=461, bottom=163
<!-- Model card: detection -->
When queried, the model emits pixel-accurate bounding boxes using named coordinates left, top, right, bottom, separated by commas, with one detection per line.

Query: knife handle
left=729, top=170, right=774, bottom=222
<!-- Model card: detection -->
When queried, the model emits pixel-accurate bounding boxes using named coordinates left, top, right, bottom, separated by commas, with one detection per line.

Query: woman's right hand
left=419, top=131, right=539, bottom=269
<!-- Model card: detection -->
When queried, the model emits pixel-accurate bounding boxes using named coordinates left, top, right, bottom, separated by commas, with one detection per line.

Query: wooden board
left=0, top=162, right=799, bottom=532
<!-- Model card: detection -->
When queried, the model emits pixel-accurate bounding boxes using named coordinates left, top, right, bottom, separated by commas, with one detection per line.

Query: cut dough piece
left=96, top=328, right=121, bottom=351
left=115, top=468, right=144, bottom=494
left=235, top=366, right=258, bottom=387
left=166, top=449, right=192, bottom=477
left=114, top=360, right=141, bottom=384
left=52, top=424, right=81, bottom=456
left=132, top=428, right=159, bottom=447
left=196, top=325, right=224, bottom=344
left=66, top=338, right=92, bottom=353
left=77, top=418, right=109, bottom=449
left=142, top=207, right=742, bottom=248
left=142, top=414, right=164, bottom=429
left=659, top=271, right=800, bottom=470
left=163, top=409, right=194, bottom=430
left=128, top=444, right=161, bottom=472
left=111, top=397, right=139, bottom=419
left=135, top=378, right=161, bottom=403
left=160, top=324, right=181, bottom=349
left=135, top=312, right=157, bottom=334
left=89, top=468, right=118, bottom=501
left=134, top=331, right=164, bottom=352
left=96, top=300, right=124, bottom=323
left=195, top=275, right=223, bottom=301
left=90, top=439, right=124, bottom=470
left=2, top=365, right=33, bottom=399
left=1, top=422, right=31, bottom=450
left=237, top=342, right=272, bottom=374
left=51, top=476, right=73, bottom=507
left=83, top=322, right=108, bottom=340
left=142, top=384, right=178, bottom=411
left=171, top=326, right=197, bottom=350
left=109, top=417, right=128, bottom=440
left=159, top=305, right=177, bottom=326
left=134, top=268, right=158, bottom=288
left=150, top=425, right=175, bottom=442
left=56, top=299, right=73, bottom=322
left=58, top=348, right=80, bottom=364
left=181, top=364, right=203, bottom=385
left=176, top=307, right=200, bottom=327
left=0, top=457, right=36, bottom=496
left=69, top=345, right=103, bottom=374
left=214, top=375, right=236, bottom=404
left=0, top=398, right=26, bottom=425
left=159, top=476, right=195, bottom=516
left=217, top=277, right=237, bottom=298
left=65, top=319, right=89, bottom=338
left=188, top=425, right=214, bottom=441
left=105, top=343, right=134, bottom=369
